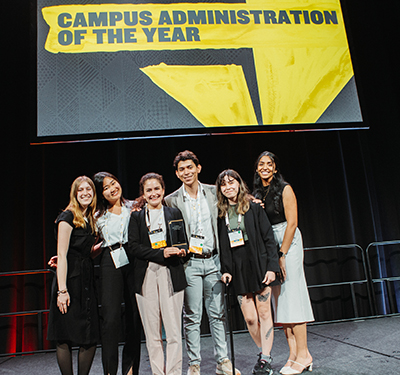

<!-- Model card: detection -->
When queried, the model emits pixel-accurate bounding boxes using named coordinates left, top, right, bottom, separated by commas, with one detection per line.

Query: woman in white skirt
left=253, top=151, right=314, bottom=375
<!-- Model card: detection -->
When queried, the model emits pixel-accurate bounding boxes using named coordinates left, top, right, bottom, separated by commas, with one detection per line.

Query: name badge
left=149, top=228, right=167, bottom=249
left=110, top=246, right=130, bottom=269
left=189, top=234, right=204, bottom=254
left=228, top=229, right=244, bottom=248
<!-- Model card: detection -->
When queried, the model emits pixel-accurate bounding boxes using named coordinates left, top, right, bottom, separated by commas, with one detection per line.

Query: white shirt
left=96, top=205, right=130, bottom=246
left=183, top=183, right=215, bottom=253
left=147, top=207, right=166, bottom=234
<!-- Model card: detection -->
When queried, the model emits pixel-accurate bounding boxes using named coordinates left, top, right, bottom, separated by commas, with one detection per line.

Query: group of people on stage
left=47, top=150, right=314, bottom=375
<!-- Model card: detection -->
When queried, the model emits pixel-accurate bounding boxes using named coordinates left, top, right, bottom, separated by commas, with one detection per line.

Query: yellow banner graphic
left=42, top=2, right=346, bottom=53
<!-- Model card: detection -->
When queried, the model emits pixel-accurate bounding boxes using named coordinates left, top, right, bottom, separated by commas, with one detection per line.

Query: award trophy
left=168, top=219, right=188, bottom=251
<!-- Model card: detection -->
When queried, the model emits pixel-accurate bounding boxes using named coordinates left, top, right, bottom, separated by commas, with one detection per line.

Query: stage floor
left=1, top=315, right=399, bottom=374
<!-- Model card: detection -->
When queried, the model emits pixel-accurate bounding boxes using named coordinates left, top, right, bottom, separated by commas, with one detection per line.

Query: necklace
left=263, top=185, right=271, bottom=201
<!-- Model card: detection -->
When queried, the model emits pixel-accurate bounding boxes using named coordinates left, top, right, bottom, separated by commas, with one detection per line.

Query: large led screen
left=36, top=0, right=363, bottom=142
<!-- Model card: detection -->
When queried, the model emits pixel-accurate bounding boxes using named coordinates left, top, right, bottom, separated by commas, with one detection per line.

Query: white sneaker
left=187, top=364, right=201, bottom=375
left=216, top=359, right=241, bottom=375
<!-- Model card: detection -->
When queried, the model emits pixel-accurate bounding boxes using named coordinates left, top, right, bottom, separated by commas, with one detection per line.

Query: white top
left=183, top=183, right=214, bottom=253
left=97, top=204, right=131, bottom=246
left=146, top=206, right=166, bottom=233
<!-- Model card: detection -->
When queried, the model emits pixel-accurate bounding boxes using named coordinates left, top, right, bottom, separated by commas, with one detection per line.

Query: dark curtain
left=2, top=0, right=400, bottom=355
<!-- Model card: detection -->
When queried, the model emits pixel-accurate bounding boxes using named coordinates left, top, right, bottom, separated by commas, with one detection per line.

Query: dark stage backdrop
left=2, top=0, right=400, bottom=355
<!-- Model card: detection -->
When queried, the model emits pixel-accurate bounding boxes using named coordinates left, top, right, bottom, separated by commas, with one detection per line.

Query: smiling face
left=102, top=177, right=122, bottom=206
left=143, top=178, right=165, bottom=209
left=220, top=175, right=240, bottom=205
left=257, top=155, right=277, bottom=186
left=175, top=159, right=202, bottom=188
left=76, top=181, right=94, bottom=210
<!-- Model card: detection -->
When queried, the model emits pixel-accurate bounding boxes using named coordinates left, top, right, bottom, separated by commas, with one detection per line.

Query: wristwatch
left=278, top=251, right=287, bottom=259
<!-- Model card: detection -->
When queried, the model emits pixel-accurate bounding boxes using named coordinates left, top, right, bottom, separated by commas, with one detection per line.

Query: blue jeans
left=183, top=254, right=228, bottom=366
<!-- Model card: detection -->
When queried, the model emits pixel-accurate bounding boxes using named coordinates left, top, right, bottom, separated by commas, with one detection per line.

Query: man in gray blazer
left=165, top=150, right=240, bottom=375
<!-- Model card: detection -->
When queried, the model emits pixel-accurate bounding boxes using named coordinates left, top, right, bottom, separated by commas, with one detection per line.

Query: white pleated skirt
left=271, top=222, right=314, bottom=324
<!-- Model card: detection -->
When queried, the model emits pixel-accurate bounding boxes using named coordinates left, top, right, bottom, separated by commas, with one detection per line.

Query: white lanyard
left=184, top=187, right=204, bottom=236
left=145, top=205, right=164, bottom=231
left=145, top=205, right=167, bottom=249
left=103, top=206, right=129, bottom=268
left=225, top=211, right=244, bottom=248
left=184, top=188, right=208, bottom=254
left=225, top=212, right=242, bottom=231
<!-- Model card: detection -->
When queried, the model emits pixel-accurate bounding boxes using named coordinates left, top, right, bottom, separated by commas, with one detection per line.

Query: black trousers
left=98, top=249, right=142, bottom=375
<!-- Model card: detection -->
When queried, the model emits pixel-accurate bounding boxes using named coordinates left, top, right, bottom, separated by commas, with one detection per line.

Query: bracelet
left=57, top=289, right=68, bottom=295
left=278, top=251, right=287, bottom=259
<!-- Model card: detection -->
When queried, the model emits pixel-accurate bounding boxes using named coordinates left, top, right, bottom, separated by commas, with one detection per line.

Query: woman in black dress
left=47, top=176, right=100, bottom=375
left=216, top=169, right=280, bottom=375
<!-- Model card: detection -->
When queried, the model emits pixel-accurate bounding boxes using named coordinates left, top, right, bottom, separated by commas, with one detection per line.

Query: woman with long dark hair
left=253, top=152, right=314, bottom=375
left=216, top=169, right=280, bottom=375
left=47, top=176, right=100, bottom=375
left=128, top=172, right=187, bottom=375
left=93, top=171, right=142, bottom=375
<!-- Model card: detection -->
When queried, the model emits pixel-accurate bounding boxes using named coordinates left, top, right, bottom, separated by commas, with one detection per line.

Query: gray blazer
left=164, top=183, right=220, bottom=254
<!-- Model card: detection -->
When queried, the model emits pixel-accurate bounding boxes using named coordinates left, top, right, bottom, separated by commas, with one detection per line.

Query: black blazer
left=128, top=206, right=188, bottom=294
left=218, top=202, right=280, bottom=286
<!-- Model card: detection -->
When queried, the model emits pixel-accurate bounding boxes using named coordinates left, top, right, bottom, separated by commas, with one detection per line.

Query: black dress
left=218, top=202, right=280, bottom=295
left=47, top=210, right=100, bottom=345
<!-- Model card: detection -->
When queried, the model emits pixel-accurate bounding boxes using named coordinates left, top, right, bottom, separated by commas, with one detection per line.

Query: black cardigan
left=218, top=202, right=280, bottom=286
left=128, top=206, right=188, bottom=294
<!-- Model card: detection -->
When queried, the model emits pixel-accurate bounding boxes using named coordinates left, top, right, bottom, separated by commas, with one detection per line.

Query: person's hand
left=130, top=200, right=144, bottom=212
left=57, top=292, right=70, bottom=314
left=48, top=256, right=58, bottom=269
left=279, top=257, right=287, bottom=281
left=91, top=241, right=104, bottom=258
left=163, top=246, right=183, bottom=258
left=177, top=248, right=187, bottom=257
left=262, top=270, right=276, bottom=285
left=221, top=273, right=232, bottom=285
left=93, top=241, right=103, bottom=251
left=247, top=194, right=265, bottom=208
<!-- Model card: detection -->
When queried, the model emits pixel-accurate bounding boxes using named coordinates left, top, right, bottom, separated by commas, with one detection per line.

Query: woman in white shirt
left=93, top=172, right=142, bottom=375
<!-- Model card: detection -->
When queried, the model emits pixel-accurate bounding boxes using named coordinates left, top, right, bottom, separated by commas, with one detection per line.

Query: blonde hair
left=216, top=169, right=250, bottom=218
left=66, top=176, right=97, bottom=234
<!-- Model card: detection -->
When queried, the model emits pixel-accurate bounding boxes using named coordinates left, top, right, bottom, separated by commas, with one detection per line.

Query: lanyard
left=145, top=205, right=167, bottom=249
left=183, top=186, right=204, bottom=235
left=225, top=210, right=244, bottom=248
left=225, top=211, right=242, bottom=231
left=145, top=205, right=164, bottom=232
